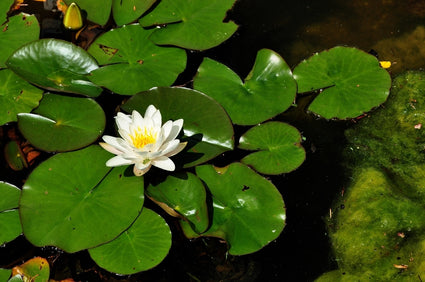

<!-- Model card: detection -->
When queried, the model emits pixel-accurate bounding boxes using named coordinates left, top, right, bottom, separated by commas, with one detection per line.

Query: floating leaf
left=88, top=24, right=186, bottom=95
left=4, top=141, right=27, bottom=170
left=185, top=163, right=286, bottom=255
left=139, top=0, right=238, bottom=50
left=0, top=268, right=11, bottom=282
left=0, top=182, right=22, bottom=245
left=12, top=257, right=49, bottom=282
left=112, top=0, right=156, bottom=26
left=0, top=0, right=13, bottom=23
left=293, top=46, right=391, bottom=119
left=147, top=172, right=208, bottom=233
left=194, top=49, right=296, bottom=125
left=238, top=121, right=305, bottom=175
left=0, top=69, right=43, bottom=126
left=20, top=145, right=144, bottom=253
left=18, top=93, right=105, bottom=152
left=64, top=0, right=112, bottom=26
left=89, top=208, right=171, bottom=275
left=122, top=87, right=234, bottom=167
left=6, top=39, right=102, bottom=97
left=0, top=13, right=40, bottom=68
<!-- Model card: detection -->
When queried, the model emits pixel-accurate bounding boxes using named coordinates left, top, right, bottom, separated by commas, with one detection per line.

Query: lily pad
left=186, top=163, right=286, bottom=255
left=88, top=24, right=186, bottom=95
left=0, top=13, right=40, bottom=68
left=0, top=69, right=43, bottom=126
left=194, top=49, right=296, bottom=125
left=0, top=1, right=13, bottom=23
left=147, top=172, right=209, bottom=233
left=238, top=121, right=305, bottom=175
left=112, top=0, right=157, bottom=26
left=293, top=46, right=391, bottom=119
left=64, top=0, right=112, bottom=26
left=11, top=257, right=49, bottom=282
left=139, top=0, right=238, bottom=50
left=6, top=39, right=103, bottom=97
left=17, top=93, right=105, bottom=152
left=19, top=145, right=144, bottom=253
left=122, top=87, right=234, bottom=167
left=4, top=141, right=27, bottom=170
left=0, top=182, right=22, bottom=245
left=89, top=208, right=171, bottom=275
left=0, top=269, right=11, bottom=282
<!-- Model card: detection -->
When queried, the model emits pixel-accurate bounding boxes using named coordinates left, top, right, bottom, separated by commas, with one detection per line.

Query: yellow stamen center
left=130, top=127, right=157, bottom=149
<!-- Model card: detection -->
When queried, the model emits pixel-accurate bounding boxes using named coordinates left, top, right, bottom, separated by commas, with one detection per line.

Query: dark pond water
left=2, top=0, right=425, bottom=281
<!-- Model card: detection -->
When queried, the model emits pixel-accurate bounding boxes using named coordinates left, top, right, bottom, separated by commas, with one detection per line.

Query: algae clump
left=317, top=71, right=425, bottom=281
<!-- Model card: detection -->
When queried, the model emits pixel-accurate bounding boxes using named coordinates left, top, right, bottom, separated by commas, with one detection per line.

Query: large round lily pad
left=89, top=208, right=171, bottom=275
left=87, top=24, right=186, bottom=95
left=0, top=182, right=22, bottom=245
left=19, top=145, right=144, bottom=253
left=238, top=121, right=306, bottom=175
left=185, top=163, right=286, bottom=255
left=18, top=93, right=105, bottom=152
left=112, top=0, right=156, bottom=26
left=139, top=0, right=238, bottom=50
left=194, top=49, right=296, bottom=125
left=122, top=87, right=234, bottom=167
left=6, top=39, right=102, bottom=97
left=293, top=46, right=391, bottom=119
left=147, top=172, right=209, bottom=234
left=0, top=69, right=43, bottom=126
left=0, top=13, right=40, bottom=68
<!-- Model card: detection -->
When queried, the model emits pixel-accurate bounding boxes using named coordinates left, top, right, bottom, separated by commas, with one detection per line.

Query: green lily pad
left=194, top=49, right=296, bottom=125
left=293, top=46, right=391, bottom=119
left=0, top=69, right=43, bottom=126
left=19, top=145, right=144, bottom=253
left=12, top=257, right=49, bottom=282
left=0, top=0, right=13, bottom=23
left=17, top=93, right=105, bottom=152
left=185, top=163, right=286, bottom=255
left=139, top=0, right=238, bottom=50
left=122, top=87, right=234, bottom=167
left=0, top=182, right=22, bottom=245
left=0, top=269, right=11, bottom=282
left=0, top=13, right=40, bottom=68
left=4, top=141, right=27, bottom=171
left=147, top=172, right=208, bottom=234
left=112, top=0, right=156, bottom=26
left=89, top=208, right=171, bottom=275
left=238, top=121, right=305, bottom=175
left=87, top=24, right=186, bottom=95
left=64, top=0, right=112, bottom=26
left=6, top=39, right=102, bottom=97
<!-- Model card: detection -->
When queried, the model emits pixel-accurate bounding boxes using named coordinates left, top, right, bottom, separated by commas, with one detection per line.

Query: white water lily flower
left=100, top=105, right=187, bottom=176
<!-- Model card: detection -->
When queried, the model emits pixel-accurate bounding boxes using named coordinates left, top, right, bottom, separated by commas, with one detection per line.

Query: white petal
left=151, top=109, right=162, bottom=127
left=106, top=155, right=133, bottom=167
left=115, top=112, right=132, bottom=131
left=144, top=105, right=157, bottom=118
left=131, top=110, right=144, bottom=126
left=99, top=142, right=123, bottom=155
left=159, top=139, right=180, bottom=156
left=164, top=119, right=184, bottom=143
left=102, top=135, right=130, bottom=152
left=164, top=142, right=187, bottom=157
left=161, top=120, right=173, bottom=141
left=135, top=159, right=151, bottom=170
left=133, top=165, right=151, bottom=176
left=118, top=129, right=134, bottom=146
left=152, top=156, right=175, bottom=171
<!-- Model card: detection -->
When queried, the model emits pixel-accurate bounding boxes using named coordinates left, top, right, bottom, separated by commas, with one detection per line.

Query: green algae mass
left=317, top=71, right=425, bottom=281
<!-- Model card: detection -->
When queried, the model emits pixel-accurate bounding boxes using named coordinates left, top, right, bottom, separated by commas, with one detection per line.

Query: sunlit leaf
left=139, top=0, right=238, bottom=50
left=194, top=49, right=296, bottom=125
left=6, top=39, right=102, bottom=97
left=89, top=208, right=171, bottom=274
left=239, top=121, right=306, bottom=175
left=18, top=93, right=105, bottom=152
left=122, top=87, right=234, bottom=167
left=0, top=13, right=39, bottom=68
left=88, top=24, right=186, bottom=95
left=20, top=145, right=144, bottom=253
left=0, top=69, right=43, bottom=126
left=112, top=0, right=156, bottom=26
left=293, top=46, right=391, bottom=119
